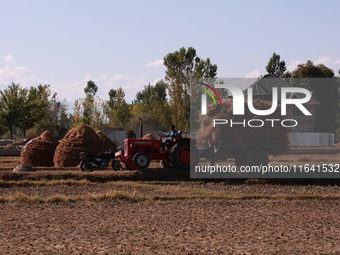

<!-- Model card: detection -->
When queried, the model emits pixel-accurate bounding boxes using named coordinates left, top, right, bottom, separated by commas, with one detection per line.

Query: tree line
left=266, top=52, right=339, bottom=135
left=1, top=48, right=340, bottom=140
left=0, top=84, right=71, bottom=140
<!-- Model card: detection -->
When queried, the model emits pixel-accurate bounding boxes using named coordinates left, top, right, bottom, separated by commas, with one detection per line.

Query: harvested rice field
left=0, top=156, right=339, bottom=254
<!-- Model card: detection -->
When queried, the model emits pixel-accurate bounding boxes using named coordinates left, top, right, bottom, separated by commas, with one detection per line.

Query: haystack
left=142, top=134, right=155, bottom=140
left=21, top=131, right=58, bottom=166
left=54, top=124, right=104, bottom=167
left=197, top=99, right=289, bottom=154
left=96, top=130, right=117, bottom=152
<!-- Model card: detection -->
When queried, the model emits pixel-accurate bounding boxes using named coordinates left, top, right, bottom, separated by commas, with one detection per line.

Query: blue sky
left=0, top=0, right=339, bottom=105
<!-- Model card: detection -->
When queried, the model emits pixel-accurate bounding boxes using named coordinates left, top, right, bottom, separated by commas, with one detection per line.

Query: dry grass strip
left=0, top=190, right=142, bottom=204
left=0, top=189, right=339, bottom=204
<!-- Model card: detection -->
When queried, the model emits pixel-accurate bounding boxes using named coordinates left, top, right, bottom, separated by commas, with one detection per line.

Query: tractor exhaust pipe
left=139, top=118, right=143, bottom=138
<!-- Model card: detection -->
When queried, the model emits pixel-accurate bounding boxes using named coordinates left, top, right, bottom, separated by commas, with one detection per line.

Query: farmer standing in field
left=161, top=125, right=178, bottom=151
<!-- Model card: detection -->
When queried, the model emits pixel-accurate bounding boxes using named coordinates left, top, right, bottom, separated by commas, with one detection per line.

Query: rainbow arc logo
left=197, top=82, right=222, bottom=106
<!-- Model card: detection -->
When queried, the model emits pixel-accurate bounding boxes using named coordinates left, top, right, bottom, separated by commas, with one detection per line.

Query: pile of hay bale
left=21, top=131, right=58, bottom=166
left=197, top=99, right=289, bottom=154
left=142, top=134, right=155, bottom=139
left=54, top=124, right=117, bottom=167
left=18, top=125, right=117, bottom=168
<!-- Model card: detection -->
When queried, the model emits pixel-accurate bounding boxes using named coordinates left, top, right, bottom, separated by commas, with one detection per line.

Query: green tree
left=34, top=93, right=71, bottom=139
left=154, top=80, right=167, bottom=102
left=194, top=57, right=218, bottom=78
left=129, top=80, right=170, bottom=131
left=91, top=96, right=106, bottom=130
left=18, top=85, right=50, bottom=137
left=266, top=52, right=287, bottom=77
left=0, top=83, right=27, bottom=139
left=0, top=116, right=6, bottom=137
left=73, top=96, right=106, bottom=129
left=134, top=80, right=167, bottom=106
left=292, top=60, right=334, bottom=78
left=135, top=84, right=153, bottom=105
left=107, top=88, right=117, bottom=110
left=163, top=47, right=217, bottom=131
left=292, top=60, right=337, bottom=133
left=72, top=80, right=105, bottom=129
left=84, top=80, right=98, bottom=95
left=82, top=80, right=98, bottom=124
left=106, top=87, right=131, bottom=128
left=73, top=99, right=82, bottom=127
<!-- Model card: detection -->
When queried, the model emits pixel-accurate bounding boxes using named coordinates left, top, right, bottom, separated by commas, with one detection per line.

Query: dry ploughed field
left=0, top=156, right=339, bottom=254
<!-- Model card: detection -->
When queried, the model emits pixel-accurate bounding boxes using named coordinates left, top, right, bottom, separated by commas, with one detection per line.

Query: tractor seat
left=177, top=130, right=182, bottom=138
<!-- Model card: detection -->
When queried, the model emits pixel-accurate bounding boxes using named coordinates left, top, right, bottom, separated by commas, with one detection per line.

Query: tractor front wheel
left=133, top=152, right=150, bottom=170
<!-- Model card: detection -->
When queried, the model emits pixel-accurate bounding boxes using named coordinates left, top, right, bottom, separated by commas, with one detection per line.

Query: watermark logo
left=191, top=78, right=336, bottom=180
left=199, top=83, right=312, bottom=117
left=197, top=82, right=222, bottom=115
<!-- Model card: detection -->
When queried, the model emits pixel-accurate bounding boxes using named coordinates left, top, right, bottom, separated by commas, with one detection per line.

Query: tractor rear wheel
left=170, top=141, right=198, bottom=170
left=133, top=152, right=150, bottom=170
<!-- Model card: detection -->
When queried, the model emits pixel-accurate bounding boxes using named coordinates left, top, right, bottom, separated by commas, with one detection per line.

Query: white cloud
left=287, top=60, right=304, bottom=72
left=39, top=74, right=150, bottom=105
left=0, top=54, right=154, bottom=108
left=245, top=70, right=261, bottom=78
left=245, top=56, right=340, bottom=79
left=90, top=74, right=149, bottom=103
left=146, top=59, right=164, bottom=68
left=0, top=54, right=41, bottom=86
left=4, top=55, right=16, bottom=65
left=288, top=56, right=340, bottom=72
left=315, top=56, right=331, bottom=66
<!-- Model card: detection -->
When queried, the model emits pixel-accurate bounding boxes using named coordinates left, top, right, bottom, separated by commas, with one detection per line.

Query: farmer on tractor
left=161, top=124, right=178, bottom=151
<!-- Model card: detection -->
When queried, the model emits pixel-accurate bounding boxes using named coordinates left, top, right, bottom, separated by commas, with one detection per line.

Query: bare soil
left=1, top=201, right=339, bottom=254
left=0, top=156, right=340, bottom=254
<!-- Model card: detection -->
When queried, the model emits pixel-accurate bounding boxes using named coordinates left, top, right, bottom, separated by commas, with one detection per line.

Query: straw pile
left=96, top=130, right=117, bottom=152
left=21, top=131, right=58, bottom=166
left=197, top=99, right=289, bottom=154
left=142, top=134, right=155, bottom=140
left=54, top=124, right=105, bottom=167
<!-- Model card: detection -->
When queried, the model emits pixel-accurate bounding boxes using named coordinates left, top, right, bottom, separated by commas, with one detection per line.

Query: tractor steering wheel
left=158, top=132, right=165, bottom=139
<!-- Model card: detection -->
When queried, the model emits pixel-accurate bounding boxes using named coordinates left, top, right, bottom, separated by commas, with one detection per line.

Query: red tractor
left=115, top=131, right=198, bottom=170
